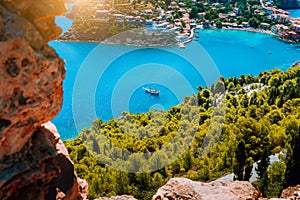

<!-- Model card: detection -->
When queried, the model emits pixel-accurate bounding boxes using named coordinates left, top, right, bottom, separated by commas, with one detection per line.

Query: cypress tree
left=92, top=138, right=100, bottom=154
left=257, top=146, right=270, bottom=197
left=244, top=159, right=253, bottom=181
left=284, top=123, right=300, bottom=187
left=234, top=140, right=246, bottom=180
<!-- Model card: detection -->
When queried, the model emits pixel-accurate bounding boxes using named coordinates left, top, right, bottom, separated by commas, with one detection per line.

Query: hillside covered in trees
left=65, top=65, right=300, bottom=199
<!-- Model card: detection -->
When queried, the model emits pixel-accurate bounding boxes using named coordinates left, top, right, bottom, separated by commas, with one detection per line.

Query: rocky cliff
left=152, top=178, right=260, bottom=200
left=280, top=185, right=300, bottom=199
left=96, top=195, right=138, bottom=200
left=152, top=178, right=300, bottom=200
left=0, top=0, right=85, bottom=199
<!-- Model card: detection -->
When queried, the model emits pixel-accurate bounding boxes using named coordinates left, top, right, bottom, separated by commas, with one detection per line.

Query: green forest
left=65, top=65, right=300, bottom=199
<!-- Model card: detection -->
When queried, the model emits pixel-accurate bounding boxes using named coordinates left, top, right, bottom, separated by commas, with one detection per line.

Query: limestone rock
left=1, top=0, right=67, bottom=43
left=96, top=195, right=138, bottom=200
left=0, top=122, right=81, bottom=200
left=0, top=38, right=65, bottom=159
left=0, top=0, right=85, bottom=199
left=152, top=178, right=260, bottom=200
left=280, top=185, right=300, bottom=199
left=78, top=178, right=89, bottom=200
left=0, top=0, right=66, bottom=159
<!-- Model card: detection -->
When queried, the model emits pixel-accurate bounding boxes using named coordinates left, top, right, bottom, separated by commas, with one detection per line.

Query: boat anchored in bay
left=143, top=87, right=160, bottom=95
left=143, top=75, right=160, bottom=95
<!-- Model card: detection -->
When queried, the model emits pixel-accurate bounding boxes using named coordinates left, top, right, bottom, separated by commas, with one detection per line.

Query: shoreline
left=199, top=26, right=299, bottom=44
left=57, top=27, right=299, bottom=46
left=58, top=27, right=178, bottom=47
left=223, top=27, right=299, bottom=44
left=221, top=27, right=276, bottom=36
left=57, top=37, right=177, bottom=47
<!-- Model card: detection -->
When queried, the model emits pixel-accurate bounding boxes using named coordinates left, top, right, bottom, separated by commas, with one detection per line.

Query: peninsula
left=60, top=0, right=300, bottom=45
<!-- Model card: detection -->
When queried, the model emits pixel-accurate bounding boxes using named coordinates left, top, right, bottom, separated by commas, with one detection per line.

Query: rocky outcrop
left=60, top=26, right=177, bottom=46
left=78, top=178, right=89, bottom=200
left=95, top=195, right=138, bottom=200
left=0, top=122, right=82, bottom=199
left=152, top=178, right=260, bottom=200
left=102, top=29, right=177, bottom=47
left=0, top=0, right=86, bottom=199
left=0, top=0, right=66, bottom=159
left=0, top=37, right=65, bottom=159
left=280, top=185, right=300, bottom=199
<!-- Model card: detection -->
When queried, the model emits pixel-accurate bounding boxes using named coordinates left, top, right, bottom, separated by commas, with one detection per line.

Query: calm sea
left=287, top=9, right=300, bottom=18
left=50, top=17, right=300, bottom=140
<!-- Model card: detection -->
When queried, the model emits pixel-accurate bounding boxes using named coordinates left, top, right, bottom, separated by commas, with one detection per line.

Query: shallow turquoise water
left=287, top=9, right=300, bottom=18
left=49, top=28, right=300, bottom=140
left=55, top=16, right=72, bottom=35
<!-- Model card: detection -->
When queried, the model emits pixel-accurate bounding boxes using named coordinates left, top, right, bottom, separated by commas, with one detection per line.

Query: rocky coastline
left=59, top=27, right=177, bottom=47
left=58, top=25, right=300, bottom=47
left=219, top=26, right=300, bottom=44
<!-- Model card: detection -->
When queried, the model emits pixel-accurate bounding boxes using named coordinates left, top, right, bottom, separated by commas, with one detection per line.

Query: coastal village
left=62, top=0, right=300, bottom=44
left=3, top=1, right=300, bottom=200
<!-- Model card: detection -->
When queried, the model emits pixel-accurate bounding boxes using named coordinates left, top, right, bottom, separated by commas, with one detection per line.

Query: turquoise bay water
left=50, top=24, right=300, bottom=140
left=55, top=16, right=72, bottom=35
left=287, top=9, right=300, bottom=18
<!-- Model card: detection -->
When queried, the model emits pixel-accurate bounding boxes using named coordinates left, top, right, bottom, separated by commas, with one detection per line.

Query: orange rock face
left=0, top=0, right=86, bottom=199
left=0, top=39, right=65, bottom=159
left=0, top=0, right=66, bottom=159
left=96, top=195, right=138, bottom=200
left=0, top=122, right=80, bottom=199
left=152, top=178, right=260, bottom=200
left=1, top=0, right=67, bottom=43
left=280, top=185, right=300, bottom=199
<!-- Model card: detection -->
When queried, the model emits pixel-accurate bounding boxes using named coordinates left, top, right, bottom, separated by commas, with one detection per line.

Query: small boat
left=250, top=46, right=255, bottom=49
left=143, top=87, right=160, bottom=95
left=178, top=43, right=185, bottom=48
left=268, top=51, right=272, bottom=54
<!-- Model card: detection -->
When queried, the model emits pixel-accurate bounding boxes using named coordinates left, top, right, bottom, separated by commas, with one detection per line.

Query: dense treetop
left=65, top=65, right=300, bottom=199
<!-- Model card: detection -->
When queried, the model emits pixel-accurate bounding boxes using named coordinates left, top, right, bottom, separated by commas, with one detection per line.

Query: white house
left=241, top=22, right=250, bottom=28
left=95, top=10, right=109, bottom=20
